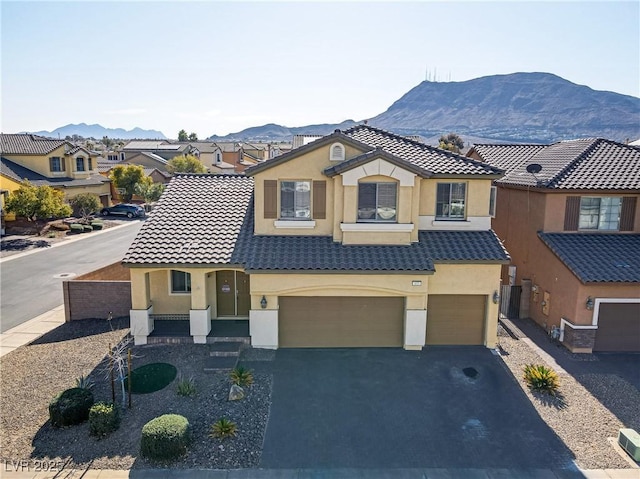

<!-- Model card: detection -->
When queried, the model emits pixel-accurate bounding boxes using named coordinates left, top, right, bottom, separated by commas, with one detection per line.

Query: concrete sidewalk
left=0, top=305, right=65, bottom=357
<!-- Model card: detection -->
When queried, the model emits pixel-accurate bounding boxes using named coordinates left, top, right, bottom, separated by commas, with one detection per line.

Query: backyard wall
left=63, top=262, right=131, bottom=321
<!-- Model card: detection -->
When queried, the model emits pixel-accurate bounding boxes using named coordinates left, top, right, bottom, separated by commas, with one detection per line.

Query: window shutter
left=61, top=158, right=66, bottom=171
left=264, top=180, right=277, bottom=219
left=620, top=197, right=637, bottom=231
left=313, top=180, right=326, bottom=219
left=49, top=157, right=54, bottom=172
left=564, top=196, right=580, bottom=231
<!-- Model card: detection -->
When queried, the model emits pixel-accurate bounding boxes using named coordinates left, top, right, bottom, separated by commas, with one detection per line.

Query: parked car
left=100, top=203, right=145, bottom=218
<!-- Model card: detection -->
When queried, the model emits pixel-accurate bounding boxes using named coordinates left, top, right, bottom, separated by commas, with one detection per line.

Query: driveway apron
left=260, top=347, right=576, bottom=469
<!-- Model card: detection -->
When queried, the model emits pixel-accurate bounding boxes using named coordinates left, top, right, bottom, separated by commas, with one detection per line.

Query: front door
left=216, top=271, right=250, bottom=317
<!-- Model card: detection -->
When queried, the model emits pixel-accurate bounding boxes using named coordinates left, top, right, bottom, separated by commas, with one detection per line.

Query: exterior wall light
left=586, top=297, right=594, bottom=310
left=260, top=295, right=267, bottom=309
left=492, top=290, right=500, bottom=304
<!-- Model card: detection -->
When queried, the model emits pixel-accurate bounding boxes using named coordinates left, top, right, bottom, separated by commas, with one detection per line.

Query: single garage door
left=593, top=302, right=640, bottom=352
left=426, top=295, right=486, bottom=345
left=279, top=296, right=404, bottom=348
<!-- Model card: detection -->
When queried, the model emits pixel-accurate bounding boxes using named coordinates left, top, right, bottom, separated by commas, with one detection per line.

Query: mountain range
left=207, top=72, right=640, bottom=144
left=29, top=123, right=167, bottom=140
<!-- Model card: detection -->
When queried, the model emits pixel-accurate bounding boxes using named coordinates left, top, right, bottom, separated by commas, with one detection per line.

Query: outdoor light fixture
left=492, top=290, right=500, bottom=304
left=260, top=295, right=267, bottom=309
left=586, top=297, right=594, bottom=310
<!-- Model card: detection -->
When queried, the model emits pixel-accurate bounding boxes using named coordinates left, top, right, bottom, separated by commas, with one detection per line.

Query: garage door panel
left=279, top=296, right=404, bottom=348
left=594, top=303, right=640, bottom=352
left=426, top=295, right=485, bottom=345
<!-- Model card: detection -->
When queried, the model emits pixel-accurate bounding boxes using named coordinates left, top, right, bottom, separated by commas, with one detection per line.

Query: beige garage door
left=593, top=302, right=640, bottom=352
left=426, top=295, right=486, bottom=345
left=279, top=296, right=404, bottom=348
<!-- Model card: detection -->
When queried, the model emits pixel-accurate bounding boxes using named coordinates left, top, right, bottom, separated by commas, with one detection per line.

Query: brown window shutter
left=49, top=157, right=54, bottom=171
left=313, top=180, right=326, bottom=219
left=62, top=158, right=66, bottom=171
left=620, top=197, right=637, bottom=231
left=564, top=196, right=580, bottom=231
left=263, top=180, right=277, bottom=219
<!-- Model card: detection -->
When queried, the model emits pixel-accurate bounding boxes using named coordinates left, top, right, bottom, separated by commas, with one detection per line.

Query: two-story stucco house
left=468, top=139, right=640, bottom=353
left=123, top=126, right=510, bottom=349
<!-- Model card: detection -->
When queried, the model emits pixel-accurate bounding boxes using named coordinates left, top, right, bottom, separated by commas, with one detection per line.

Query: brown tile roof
left=1, top=133, right=69, bottom=155
left=122, top=174, right=254, bottom=265
left=471, top=139, right=640, bottom=190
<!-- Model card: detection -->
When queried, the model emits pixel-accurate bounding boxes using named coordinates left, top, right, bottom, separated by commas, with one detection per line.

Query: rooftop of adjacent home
left=0, top=133, right=69, bottom=155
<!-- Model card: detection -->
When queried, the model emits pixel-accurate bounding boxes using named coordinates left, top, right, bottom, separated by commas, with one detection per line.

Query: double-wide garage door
left=278, top=294, right=487, bottom=348
left=593, top=302, right=640, bottom=352
left=279, top=296, right=404, bottom=348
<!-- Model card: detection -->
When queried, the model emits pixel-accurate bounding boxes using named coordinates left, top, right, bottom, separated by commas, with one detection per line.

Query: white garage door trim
left=592, top=297, right=640, bottom=326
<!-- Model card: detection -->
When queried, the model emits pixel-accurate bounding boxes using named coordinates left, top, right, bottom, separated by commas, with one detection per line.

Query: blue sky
left=1, top=1, right=638, bottom=139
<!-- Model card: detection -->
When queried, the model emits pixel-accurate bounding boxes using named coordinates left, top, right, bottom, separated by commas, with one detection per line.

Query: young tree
left=188, top=132, right=198, bottom=141
left=167, top=154, right=207, bottom=174
left=134, top=182, right=165, bottom=203
left=178, top=129, right=188, bottom=141
left=109, top=165, right=151, bottom=202
left=69, top=193, right=101, bottom=221
left=5, top=181, right=72, bottom=221
left=438, top=133, right=465, bottom=153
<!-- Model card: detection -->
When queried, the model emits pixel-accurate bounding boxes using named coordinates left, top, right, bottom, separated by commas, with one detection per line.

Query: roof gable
left=0, top=134, right=69, bottom=155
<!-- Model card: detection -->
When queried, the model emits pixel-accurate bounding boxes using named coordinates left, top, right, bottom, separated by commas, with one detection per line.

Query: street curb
left=0, top=220, right=142, bottom=264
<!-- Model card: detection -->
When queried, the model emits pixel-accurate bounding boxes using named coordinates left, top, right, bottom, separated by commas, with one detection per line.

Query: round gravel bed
left=496, top=326, right=638, bottom=469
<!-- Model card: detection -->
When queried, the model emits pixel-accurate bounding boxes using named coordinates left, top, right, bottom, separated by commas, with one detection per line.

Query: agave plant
left=75, top=374, right=95, bottom=390
left=210, top=418, right=237, bottom=439
left=523, top=364, right=560, bottom=395
left=229, top=366, right=253, bottom=387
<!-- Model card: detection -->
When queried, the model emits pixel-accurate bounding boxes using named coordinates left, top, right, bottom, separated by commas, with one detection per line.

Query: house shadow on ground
left=509, top=317, right=640, bottom=431
left=30, top=317, right=130, bottom=345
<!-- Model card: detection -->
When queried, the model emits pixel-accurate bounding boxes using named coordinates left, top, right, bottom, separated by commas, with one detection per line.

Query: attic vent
left=330, top=143, right=345, bottom=162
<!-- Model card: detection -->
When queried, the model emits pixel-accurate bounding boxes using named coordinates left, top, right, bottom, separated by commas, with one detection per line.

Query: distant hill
left=207, top=120, right=359, bottom=142
left=208, top=72, right=640, bottom=144
left=28, top=123, right=167, bottom=140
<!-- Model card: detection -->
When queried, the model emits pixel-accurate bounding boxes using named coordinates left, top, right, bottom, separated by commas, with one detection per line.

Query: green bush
left=229, top=366, right=253, bottom=387
left=49, top=387, right=94, bottom=427
left=91, top=221, right=103, bottom=230
left=89, top=402, right=120, bottom=437
left=140, top=414, right=191, bottom=461
left=176, top=375, right=197, bottom=397
left=82, top=224, right=93, bottom=233
left=523, top=364, right=560, bottom=395
left=69, top=223, right=84, bottom=234
left=210, top=418, right=237, bottom=439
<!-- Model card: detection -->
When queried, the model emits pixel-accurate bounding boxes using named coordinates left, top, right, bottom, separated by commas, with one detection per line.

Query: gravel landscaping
left=496, top=325, right=639, bottom=469
left=0, top=318, right=272, bottom=470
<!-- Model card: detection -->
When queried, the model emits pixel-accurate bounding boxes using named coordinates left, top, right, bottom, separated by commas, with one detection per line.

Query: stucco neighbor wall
left=63, top=280, right=131, bottom=321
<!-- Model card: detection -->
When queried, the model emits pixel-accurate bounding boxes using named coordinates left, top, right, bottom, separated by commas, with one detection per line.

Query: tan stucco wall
left=2, top=146, right=68, bottom=178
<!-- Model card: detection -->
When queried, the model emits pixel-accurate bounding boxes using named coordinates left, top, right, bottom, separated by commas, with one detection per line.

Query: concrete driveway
left=260, top=347, right=575, bottom=469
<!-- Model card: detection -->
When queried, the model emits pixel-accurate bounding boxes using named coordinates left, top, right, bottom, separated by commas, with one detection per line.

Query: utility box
left=618, top=428, right=640, bottom=462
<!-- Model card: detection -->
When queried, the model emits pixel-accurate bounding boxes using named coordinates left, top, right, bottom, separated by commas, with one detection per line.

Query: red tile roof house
left=123, top=126, right=510, bottom=349
left=467, top=139, right=640, bottom=353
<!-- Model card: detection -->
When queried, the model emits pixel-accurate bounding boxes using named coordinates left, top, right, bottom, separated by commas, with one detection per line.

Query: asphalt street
left=0, top=220, right=143, bottom=332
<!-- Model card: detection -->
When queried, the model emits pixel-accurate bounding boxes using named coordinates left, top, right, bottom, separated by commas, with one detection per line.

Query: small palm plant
left=229, top=366, right=253, bottom=387
left=210, top=418, right=237, bottom=439
left=523, top=364, right=560, bottom=395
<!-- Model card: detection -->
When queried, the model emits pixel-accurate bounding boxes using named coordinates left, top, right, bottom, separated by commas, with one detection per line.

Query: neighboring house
left=123, top=126, right=509, bottom=349
left=0, top=134, right=111, bottom=211
left=468, top=139, right=640, bottom=353
left=122, top=140, right=196, bottom=162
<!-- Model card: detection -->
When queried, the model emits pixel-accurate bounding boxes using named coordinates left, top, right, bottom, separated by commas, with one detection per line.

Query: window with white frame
left=489, top=186, right=497, bottom=217
left=171, top=270, right=191, bottom=293
left=579, top=197, right=621, bottom=230
left=280, top=181, right=311, bottom=219
left=436, top=182, right=466, bottom=219
left=108, top=154, right=119, bottom=162
left=76, top=157, right=85, bottom=172
left=358, top=182, right=397, bottom=222
left=49, top=157, right=63, bottom=172
left=216, top=152, right=222, bottom=164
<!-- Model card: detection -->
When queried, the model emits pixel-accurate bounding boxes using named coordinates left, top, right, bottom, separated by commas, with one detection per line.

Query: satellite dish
left=526, top=163, right=542, bottom=174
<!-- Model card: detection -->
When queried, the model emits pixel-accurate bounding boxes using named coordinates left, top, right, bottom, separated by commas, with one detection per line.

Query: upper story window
left=49, top=156, right=64, bottom=172
left=579, top=197, right=620, bottom=230
left=76, top=157, right=85, bottom=172
left=216, top=152, right=222, bottom=164
left=358, top=182, right=397, bottom=222
left=171, top=270, right=191, bottom=294
left=489, top=186, right=497, bottom=217
left=107, top=154, right=118, bottom=162
left=436, top=182, right=466, bottom=220
left=330, top=143, right=345, bottom=161
left=281, top=180, right=311, bottom=219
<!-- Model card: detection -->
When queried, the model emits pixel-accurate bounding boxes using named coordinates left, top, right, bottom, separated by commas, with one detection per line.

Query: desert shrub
left=176, top=375, right=197, bottom=397
left=49, top=387, right=94, bottom=427
left=89, top=402, right=120, bottom=437
left=82, top=224, right=93, bottom=232
left=210, top=418, right=237, bottom=439
left=69, top=223, right=83, bottom=234
left=229, top=366, right=253, bottom=387
left=75, top=374, right=94, bottom=390
left=140, top=414, right=191, bottom=461
left=523, top=364, right=560, bottom=395
left=90, top=221, right=103, bottom=230
left=49, top=221, right=70, bottom=231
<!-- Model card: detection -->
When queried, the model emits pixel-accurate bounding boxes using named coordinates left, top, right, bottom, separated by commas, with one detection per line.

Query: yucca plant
left=210, top=418, right=237, bottom=439
left=229, top=366, right=253, bottom=387
left=523, top=364, right=560, bottom=395
left=176, top=375, right=197, bottom=397
left=75, top=374, right=95, bottom=390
